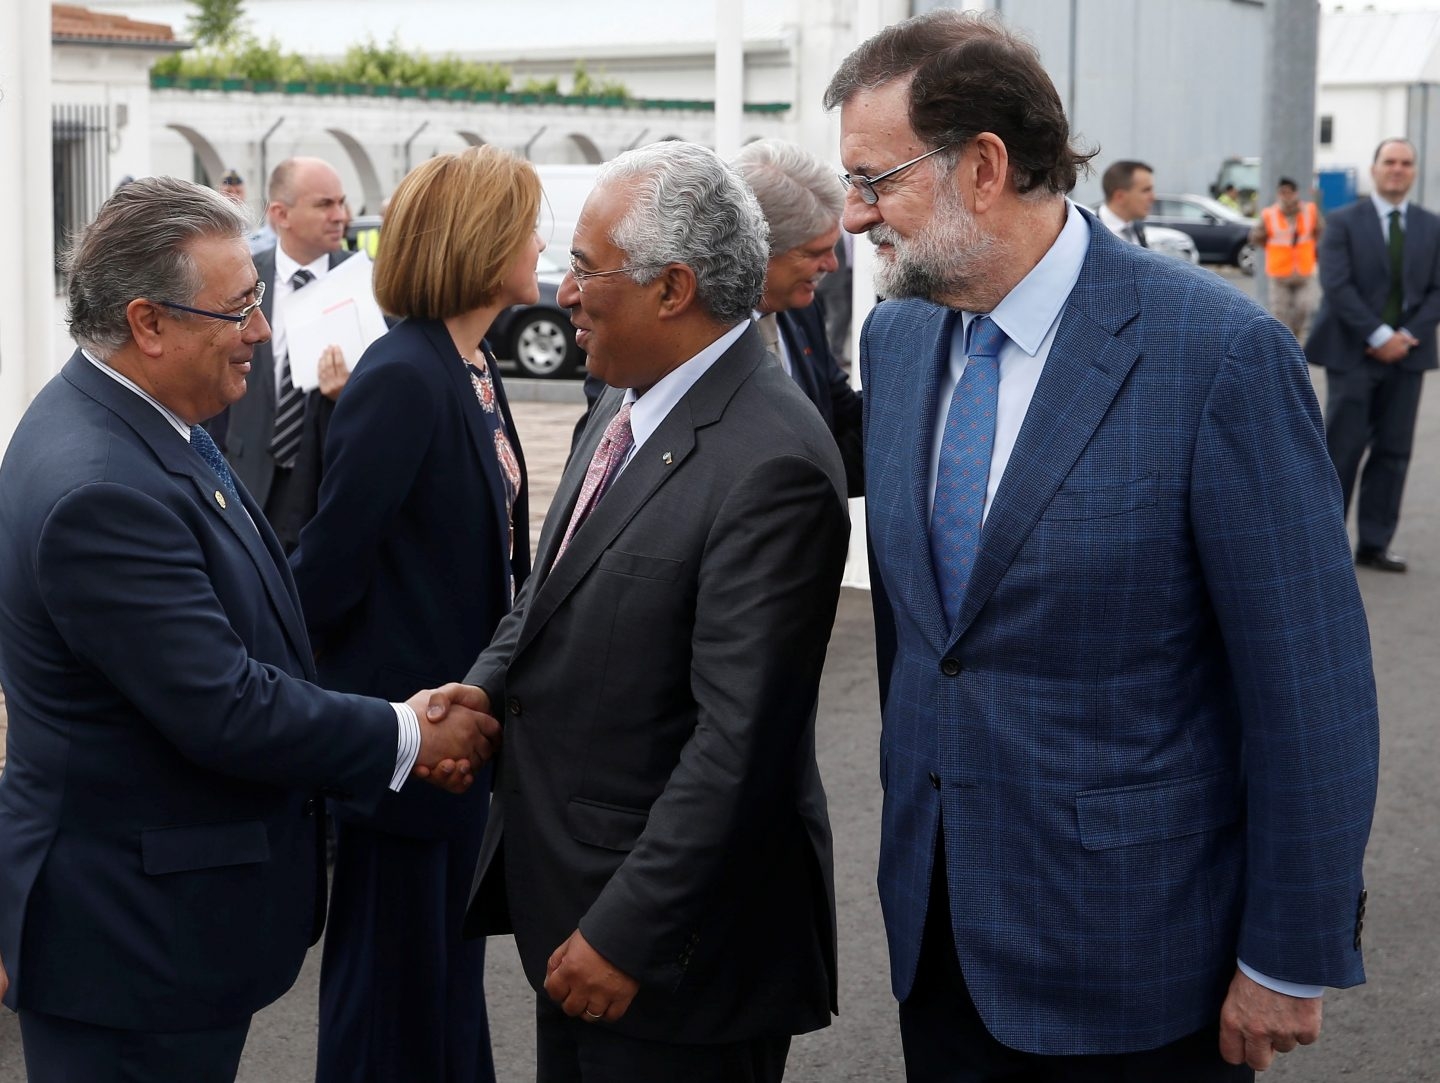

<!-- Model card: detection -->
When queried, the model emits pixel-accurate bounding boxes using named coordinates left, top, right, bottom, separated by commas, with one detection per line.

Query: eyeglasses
left=155, top=280, right=266, bottom=331
left=568, top=258, right=644, bottom=293
left=838, top=144, right=956, bottom=206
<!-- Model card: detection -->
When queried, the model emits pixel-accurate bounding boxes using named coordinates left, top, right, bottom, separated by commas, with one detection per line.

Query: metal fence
left=52, top=102, right=109, bottom=290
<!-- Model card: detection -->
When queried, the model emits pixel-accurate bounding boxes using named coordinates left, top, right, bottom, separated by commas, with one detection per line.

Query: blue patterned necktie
left=190, top=424, right=238, bottom=500
left=930, top=315, right=1006, bottom=632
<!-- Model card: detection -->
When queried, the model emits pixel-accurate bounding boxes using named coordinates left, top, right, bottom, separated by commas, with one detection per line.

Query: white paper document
left=285, top=253, right=388, bottom=390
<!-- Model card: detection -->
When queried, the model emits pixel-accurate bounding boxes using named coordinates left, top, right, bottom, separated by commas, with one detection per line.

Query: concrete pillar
left=838, top=0, right=910, bottom=589
left=0, top=0, right=56, bottom=453
left=715, top=3, right=744, bottom=158
left=1258, top=0, right=1319, bottom=311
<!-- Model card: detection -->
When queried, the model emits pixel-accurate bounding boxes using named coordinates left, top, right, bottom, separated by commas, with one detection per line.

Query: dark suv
left=1147, top=195, right=1259, bottom=274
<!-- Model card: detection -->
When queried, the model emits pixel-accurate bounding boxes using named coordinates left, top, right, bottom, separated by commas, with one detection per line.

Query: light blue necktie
left=930, top=315, right=1005, bottom=632
left=190, top=424, right=238, bottom=500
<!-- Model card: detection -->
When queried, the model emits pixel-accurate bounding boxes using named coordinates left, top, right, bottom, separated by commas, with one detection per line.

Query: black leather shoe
left=1356, top=548, right=1407, bottom=572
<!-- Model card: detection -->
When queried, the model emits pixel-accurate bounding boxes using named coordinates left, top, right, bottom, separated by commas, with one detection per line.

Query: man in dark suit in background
left=0, top=177, right=496, bottom=1083
left=829, top=11, right=1377, bottom=1080
left=1097, top=159, right=1154, bottom=247
left=733, top=138, right=865, bottom=495
left=1306, top=137, right=1440, bottom=572
left=459, top=141, right=850, bottom=1082
left=219, top=156, right=354, bottom=551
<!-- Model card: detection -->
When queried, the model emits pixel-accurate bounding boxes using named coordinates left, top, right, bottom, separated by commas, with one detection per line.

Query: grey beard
left=868, top=200, right=1000, bottom=305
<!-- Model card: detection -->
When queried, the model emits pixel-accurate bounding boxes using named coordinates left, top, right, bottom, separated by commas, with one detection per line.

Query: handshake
left=403, top=683, right=501, bottom=794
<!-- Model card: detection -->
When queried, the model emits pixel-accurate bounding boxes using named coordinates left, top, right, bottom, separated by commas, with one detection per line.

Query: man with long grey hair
left=733, top=139, right=864, bottom=494
left=0, top=176, right=497, bottom=1083
left=457, top=141, right=850, bottom=1081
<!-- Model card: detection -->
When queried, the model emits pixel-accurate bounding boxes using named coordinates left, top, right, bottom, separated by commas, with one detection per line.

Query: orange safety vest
left=1262, top=202, right=1318, bottom=277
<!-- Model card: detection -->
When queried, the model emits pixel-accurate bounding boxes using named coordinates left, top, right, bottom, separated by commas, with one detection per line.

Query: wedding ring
left=583, top=1009, right=603, bottom=1021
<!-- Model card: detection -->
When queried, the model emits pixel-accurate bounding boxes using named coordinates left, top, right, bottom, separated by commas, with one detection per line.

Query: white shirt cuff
left=1367, top=324, right=1396, bottom=349
left=389, top=702, right=421, bottom=791
left=1238, top=959, right=1324, bottom=999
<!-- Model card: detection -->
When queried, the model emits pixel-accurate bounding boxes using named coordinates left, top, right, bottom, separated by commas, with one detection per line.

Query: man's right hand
left=1368, top=332, right=1416, bottom=364
left=406, top=683, right=500, bottom=793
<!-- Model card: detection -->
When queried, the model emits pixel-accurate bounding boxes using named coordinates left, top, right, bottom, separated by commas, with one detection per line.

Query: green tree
left=186, top=0, right=247, bottom=48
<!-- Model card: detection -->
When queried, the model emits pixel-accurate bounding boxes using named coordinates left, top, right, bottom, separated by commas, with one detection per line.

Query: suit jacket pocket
left=1075, top=770, right=1239, bottom=851
left=1042, top=474, right=1158, bottom=522
left=566, top=797, right=649, bottom=852
left=596, top=550, right=684, bottom=582
left=141, top=820, right=270, bottom=875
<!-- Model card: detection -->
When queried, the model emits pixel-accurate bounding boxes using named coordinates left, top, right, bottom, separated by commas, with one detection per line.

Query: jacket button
left=302, top=798, right=319, bottom=817
left=928, top=771, right=941, bottom=789
left=939, top=657, right=961, bottom=677
left=506, top=696, right=522, bottom=717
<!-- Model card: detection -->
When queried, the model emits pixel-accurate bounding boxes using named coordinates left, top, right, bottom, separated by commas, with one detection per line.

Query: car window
left=1153, top=200, right=1210, bottom=221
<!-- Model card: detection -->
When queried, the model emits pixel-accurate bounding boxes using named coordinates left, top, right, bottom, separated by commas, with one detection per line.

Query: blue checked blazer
left=863, top=218, right=1379, bottom=1056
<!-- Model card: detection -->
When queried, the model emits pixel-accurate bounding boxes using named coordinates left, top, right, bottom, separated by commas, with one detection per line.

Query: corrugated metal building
left=929, top=0, right=1268, bottom=204
left=1317, top=8, right=1440, bottom=204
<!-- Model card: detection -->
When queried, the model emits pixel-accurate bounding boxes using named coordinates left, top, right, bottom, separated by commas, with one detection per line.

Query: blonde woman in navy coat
left=291, top=146, right=538, bottom=1083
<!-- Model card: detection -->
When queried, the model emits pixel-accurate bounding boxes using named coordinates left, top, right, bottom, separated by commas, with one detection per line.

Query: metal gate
left=52, top=102, right=110, bottom=289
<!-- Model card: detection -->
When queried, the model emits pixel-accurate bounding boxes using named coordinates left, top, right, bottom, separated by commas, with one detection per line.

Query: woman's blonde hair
left=373, top=145, right=541, bottom=319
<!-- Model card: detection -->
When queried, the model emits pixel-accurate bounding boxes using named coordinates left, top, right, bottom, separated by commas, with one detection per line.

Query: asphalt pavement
left=2, top=266, right=1436, bottom=1080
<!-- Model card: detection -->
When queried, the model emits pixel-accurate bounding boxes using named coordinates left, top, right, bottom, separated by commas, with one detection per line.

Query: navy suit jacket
left=779, top=301, right=864, bottom=496
left=0, top=353, right=397, bottom=1031
left=291, top=318, right=531, bottom=838
left=864, top=220, right=1378, bottom=1055
left=1306, top=197, right=1440, bottom=373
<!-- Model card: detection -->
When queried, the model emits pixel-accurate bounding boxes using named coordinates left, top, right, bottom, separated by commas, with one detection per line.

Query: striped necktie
left=270, top=267, right=314, bottom=468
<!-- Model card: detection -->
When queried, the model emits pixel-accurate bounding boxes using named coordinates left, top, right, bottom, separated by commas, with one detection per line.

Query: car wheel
left=1236, top=243, right=1258, bottom=276
left=510, top=310, right=578, bottom=379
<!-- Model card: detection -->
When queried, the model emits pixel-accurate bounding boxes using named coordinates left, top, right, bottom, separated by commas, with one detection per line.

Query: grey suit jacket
left=1306, top=197, right=1440, bottom=372
left=463, top=328, right=849, bottom=1044
left=221, top=247, right=352, bottom=544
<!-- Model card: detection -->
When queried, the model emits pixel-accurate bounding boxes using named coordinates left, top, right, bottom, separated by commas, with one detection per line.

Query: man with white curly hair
left=733, top=139, right=864, bottom=495
left=458, top=140, right=850, bottom=1082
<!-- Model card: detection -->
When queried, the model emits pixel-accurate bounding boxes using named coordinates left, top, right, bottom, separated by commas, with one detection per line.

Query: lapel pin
left=661, top=451, right=673, bottom=465
left=214, top=490, right=227, bottom=509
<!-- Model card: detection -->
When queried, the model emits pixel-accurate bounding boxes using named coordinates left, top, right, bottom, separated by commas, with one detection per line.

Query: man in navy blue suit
left=827, top=11, right=1378, bottom=1080
left=733, top=139, right=864, bottom=495
left=0, top=177, right=497, bottom=1083
left=1305, top=138, right=1440, bottom=573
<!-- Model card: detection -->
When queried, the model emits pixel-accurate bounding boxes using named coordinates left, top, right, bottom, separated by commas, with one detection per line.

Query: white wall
left=0, top=0, right=57, bottom=449
left=1316, top=84, right=1412, bottom=192
left=52, top=42, right=162, bottom=185
left=145, top=87, right=796, bottom=214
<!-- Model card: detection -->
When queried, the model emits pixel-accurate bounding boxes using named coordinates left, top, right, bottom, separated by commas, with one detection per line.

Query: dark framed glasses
left=155, top=279, right=266, bottom=330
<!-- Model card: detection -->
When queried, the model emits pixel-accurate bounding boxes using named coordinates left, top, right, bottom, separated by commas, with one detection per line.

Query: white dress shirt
left=1097, top=202, right=1143, bottom=245
left=616, top=320, right=750, bottom=475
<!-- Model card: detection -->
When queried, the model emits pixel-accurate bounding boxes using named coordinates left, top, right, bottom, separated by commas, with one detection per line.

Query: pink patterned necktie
left=556, top=402, right=634, bottom=560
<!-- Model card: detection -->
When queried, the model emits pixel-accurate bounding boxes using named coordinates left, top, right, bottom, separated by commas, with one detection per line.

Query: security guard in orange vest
left=1250, top=177, right=1324, bottom=340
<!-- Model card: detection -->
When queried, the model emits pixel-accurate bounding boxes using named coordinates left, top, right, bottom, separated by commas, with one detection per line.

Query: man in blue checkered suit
left=826, top=12, right=1379, bottom=1081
